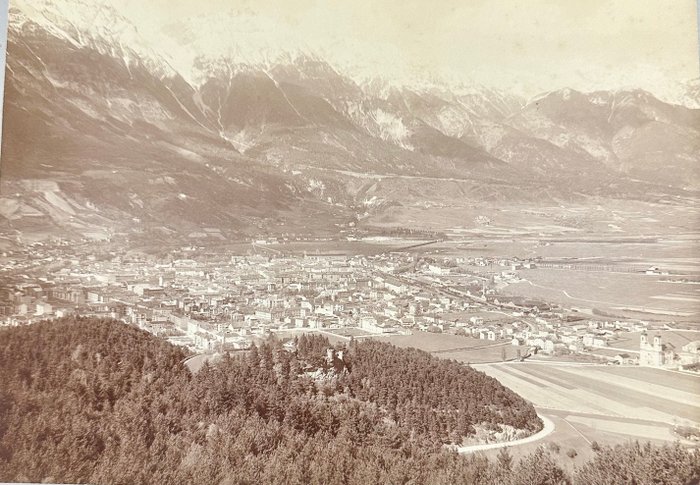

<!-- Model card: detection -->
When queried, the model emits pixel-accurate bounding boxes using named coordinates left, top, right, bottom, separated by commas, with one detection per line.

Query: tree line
left=0, top=317, right=697, bottom=484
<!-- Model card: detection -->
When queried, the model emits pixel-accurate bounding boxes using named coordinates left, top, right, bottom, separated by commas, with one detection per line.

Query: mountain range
left=1, top=0, right=698, bottom=244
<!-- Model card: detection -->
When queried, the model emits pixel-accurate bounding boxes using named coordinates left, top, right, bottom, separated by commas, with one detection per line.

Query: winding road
left=454, top=414, right=555, bottom=454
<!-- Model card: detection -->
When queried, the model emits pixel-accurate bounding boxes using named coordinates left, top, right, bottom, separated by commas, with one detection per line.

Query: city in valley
left=2, top=227, right=699, bottom=467
left=1, top=0, right=699, bottom=482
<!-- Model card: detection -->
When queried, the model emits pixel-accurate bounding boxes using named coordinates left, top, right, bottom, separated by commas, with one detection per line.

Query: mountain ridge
left=1, top=0, right=698, bottom=244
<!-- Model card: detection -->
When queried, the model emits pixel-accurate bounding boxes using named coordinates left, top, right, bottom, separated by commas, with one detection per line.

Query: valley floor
left=473, top=362, right=700, bottom=469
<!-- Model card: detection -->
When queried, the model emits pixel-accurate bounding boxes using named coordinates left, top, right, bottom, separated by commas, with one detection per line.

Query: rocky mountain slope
left=1, top=0, right=698, bottom=243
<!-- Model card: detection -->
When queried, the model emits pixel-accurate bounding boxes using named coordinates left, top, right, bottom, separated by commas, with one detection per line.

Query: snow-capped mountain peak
left=158, top=10, right=322, bottom=84
left=10, top=0, right=180, bottom=79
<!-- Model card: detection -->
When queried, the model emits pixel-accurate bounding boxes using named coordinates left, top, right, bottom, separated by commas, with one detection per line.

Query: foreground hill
left=0, top=318, right=698, bottom=485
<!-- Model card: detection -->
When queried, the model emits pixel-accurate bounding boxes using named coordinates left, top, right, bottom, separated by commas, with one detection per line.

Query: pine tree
left=497, top=447, right=513, bottom=471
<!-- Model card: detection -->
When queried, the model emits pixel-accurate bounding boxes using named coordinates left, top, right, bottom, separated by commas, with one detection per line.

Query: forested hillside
left=0, top=318, right=698, bottom=485
left=340, top=339, right=540, bottom=441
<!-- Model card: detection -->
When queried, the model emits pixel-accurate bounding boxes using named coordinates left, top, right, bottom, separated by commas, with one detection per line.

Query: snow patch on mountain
left=474, top=122, right=510, bottom=152
left=225, top=128, right=260, bottom=154
left=371, top=109, right=413, bottom=150
left=555, top=132, right=612, bottom=162
left=434, top=106, right=472, bottom=138
left=307, top=179, right=326, bottom=195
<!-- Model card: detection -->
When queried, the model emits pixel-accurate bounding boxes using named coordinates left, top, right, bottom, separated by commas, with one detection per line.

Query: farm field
left=593, top=366, right=700, bottom=395
left=476, top=411, right=681, bottom=473
left=439, top=345, right=526, bottom=363
left=476, top=363, right=700, bottom=424
left=378, top=332, right=487, bottom=352
left=208, top=239, right=442, bottom=257
left=265, top=240, right=406, bottom=256
left=472, top=362, right=700, bottom=469
left=325, top=327, right=377, bottom=338
left=376, top=331, right=527, bottom=363
left=530, top=239, right=700, bottom=262
left=501, top=268, right=700, bottom=320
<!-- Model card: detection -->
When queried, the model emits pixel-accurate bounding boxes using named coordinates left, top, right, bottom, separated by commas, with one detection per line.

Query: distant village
left=2, top=240, right=699, bottom=371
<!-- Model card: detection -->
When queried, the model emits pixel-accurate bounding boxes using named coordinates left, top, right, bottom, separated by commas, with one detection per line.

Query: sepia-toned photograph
left=0, top=0, right=698, bottom=483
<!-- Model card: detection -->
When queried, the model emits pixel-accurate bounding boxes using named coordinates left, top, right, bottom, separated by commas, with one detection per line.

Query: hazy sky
left=113, top=0, right=698, bottom=96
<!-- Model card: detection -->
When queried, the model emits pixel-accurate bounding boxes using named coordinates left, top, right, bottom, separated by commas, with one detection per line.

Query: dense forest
left=0, top=317, right=698, bottom=484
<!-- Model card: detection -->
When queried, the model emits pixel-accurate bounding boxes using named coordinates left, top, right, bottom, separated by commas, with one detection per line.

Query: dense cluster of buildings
left=1, top=241, right=698, bottom=370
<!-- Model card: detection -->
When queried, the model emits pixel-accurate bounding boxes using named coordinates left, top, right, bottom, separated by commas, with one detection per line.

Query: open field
left=439, top=345, right=526, bottom=363
left=594, top=366, right=700, bottom=395
left=325, top=327, right=377, bottom=338
left=262, top=241, right=406, bottom=256
left=375, top=331, right=528, bottom=363
left=526, top=239, right=700, bottom=263
left=177, top=239, right=441, bottom=257
left=475, top=411, right=682, bottom=472
left=377, top=332, right=488, bottom=352
left=476, top=363, right=700, bottom=424
left=375, top=201, right=698, bottom=238
left=472, top=362, right=700, bottom=470
left=501, top=269, right=700, bottom=321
